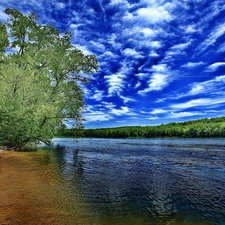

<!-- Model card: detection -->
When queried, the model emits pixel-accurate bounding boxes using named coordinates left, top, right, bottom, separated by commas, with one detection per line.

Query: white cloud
left=199, top=1, right=225, bottom=30
left=138, top=64, right=172, bottom=94
left=150, top=41, right=161, bottom=48
left=151, top=64, right=167, bottom=72
left=103, top=102, right=116, bottom=109
left=166, top=50, right=187, bottom=57
left=136, top=73, right=148, bottom=79
left=138, top=73, right=170, bottom=94
left=134, top=81, right=141, bottom=89
left=108, top=33, right=122, bottom=50
left=109, top=0, right=130, bottom=6
left=189, top=75, right=225, bottom=95
left=184, top=24, right=199, bottom=34
left=215, top=75, right=225, bottom=82
left=168, top=111, right=202, bottom=119
left=188, top=84, right=204, bottom=95
left=98, top=51, right=119, bottom=67
left=105, top=73, right=125, bottom=96
left=80, top=84, right=91, bottom=98
left=171, top=42, right=191, bottom=50
left=147, top=116, right=159, bottom=120
left=149, top=51, right=159, bottom=57
left=84, top=104, right=114, bottom=123
left=123, top=48, right=140, bottom=57
left=182, top=62, right=205, bottom=68
left=104, top=62, right=134, bottom=96
left=207, top=62, right=225, bottom=72
left=56, top=2, right=66, bottom=9
left=151, top=109, right=168, bottom=114
left=165, top=42, right=191, bottom=58
left=89, top=40, right=105, bottom=52
left=218, top=42, right=225, bottom=53
left=100, top=51, right=115, bottom=58
left=171, top=98, right=225, bottom=110
left=122, top=11, right=134, bottom=20
left=120, top=96, right=136, bottom=104
left=136, top=6, right=172, bottom=24
left=199, top=22, right=225, bottom=52
left=155, top=98, right=167, bottom=103
left=173, top=75, right=225, bottom=99
left=75, top=44, right=93, bottom=55
left=111, top=106, right=129, bottom=115
left=110, top=106, right=136, bottom=116
left=84, top=112, right=113, bottom=122
left=89, top=90, right=104, bottom=101
left=141, top=28, right=156, bottom=37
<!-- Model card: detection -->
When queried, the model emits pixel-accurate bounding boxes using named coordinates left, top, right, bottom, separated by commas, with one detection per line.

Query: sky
left=1, top=0, right=225, bottom=128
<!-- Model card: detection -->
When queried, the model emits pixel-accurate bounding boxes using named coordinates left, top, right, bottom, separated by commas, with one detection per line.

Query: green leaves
left=0, top=8, right=98, bottom=149
left=0, top=23, right=9, bottom=53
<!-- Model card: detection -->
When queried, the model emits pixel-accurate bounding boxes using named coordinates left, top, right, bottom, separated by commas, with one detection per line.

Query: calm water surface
left=40, top=138, right=225, bottom=225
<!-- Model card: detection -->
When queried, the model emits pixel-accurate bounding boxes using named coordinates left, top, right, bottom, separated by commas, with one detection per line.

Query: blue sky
left=1, top=0, right=225, bottom=128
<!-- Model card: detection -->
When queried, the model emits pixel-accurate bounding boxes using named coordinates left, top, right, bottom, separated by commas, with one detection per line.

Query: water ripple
left=49, top=138, right=225, bottom=224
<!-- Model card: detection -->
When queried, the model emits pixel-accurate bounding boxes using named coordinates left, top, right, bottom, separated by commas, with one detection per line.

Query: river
left=1, top=138, right=225, bottom=225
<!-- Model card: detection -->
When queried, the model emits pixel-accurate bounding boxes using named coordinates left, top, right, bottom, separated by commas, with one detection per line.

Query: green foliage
left=60, top=117, right=225, bottom=139
left=0, top=8, right=98, bottom=149
left=0, top=23, right=9, bottom=53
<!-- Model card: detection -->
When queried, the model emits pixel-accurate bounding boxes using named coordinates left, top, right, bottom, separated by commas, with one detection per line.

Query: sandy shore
left=0, top=150, right=85, bottom=225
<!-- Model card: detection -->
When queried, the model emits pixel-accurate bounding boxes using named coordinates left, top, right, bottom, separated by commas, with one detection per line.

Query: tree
left=0, top=23, right=9, bottom=53
left=0, top=8, right=98, bottom=149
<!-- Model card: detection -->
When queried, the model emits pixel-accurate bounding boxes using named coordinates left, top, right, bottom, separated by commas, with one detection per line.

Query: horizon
left=1, top=0, right=225, bottom=129
left=73, top=116, right=221, bottom=130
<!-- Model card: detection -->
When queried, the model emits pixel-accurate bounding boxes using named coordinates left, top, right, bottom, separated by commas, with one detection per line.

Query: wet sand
left=0, top=150, right=85, bottom=225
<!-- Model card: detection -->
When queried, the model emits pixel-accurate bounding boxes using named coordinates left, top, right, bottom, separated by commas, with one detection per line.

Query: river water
left=48, top=138, right=225, bottom=225
left=1, top=138, right=225, bottom=225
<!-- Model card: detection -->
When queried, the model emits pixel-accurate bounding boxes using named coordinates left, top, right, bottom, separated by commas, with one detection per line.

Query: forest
left=59, top=116, right=225, bottom=138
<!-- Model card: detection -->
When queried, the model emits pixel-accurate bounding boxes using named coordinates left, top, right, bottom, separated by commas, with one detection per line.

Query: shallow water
left=1, top=138, right=225, bottom=224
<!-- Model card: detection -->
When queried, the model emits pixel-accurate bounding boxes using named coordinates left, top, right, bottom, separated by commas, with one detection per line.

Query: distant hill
left=58, top=117, right=225, bottom=138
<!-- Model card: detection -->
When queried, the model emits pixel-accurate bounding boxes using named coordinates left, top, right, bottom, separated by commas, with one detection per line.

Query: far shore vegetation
left=58, top=116, right=225, bottom=139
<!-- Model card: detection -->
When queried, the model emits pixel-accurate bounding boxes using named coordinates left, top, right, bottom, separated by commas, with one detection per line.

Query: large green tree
left=0, top=8, right=98, bottom=149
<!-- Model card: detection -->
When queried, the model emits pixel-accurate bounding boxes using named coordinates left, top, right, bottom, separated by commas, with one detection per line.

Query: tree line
left=59, top=117, right=225, bottom=138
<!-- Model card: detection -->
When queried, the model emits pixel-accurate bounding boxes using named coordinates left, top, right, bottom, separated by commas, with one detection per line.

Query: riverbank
left=0, top=150, right=85, bottom=225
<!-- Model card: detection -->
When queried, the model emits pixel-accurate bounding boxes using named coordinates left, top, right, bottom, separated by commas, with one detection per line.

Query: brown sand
left=0, top=150, right=84, bottom=225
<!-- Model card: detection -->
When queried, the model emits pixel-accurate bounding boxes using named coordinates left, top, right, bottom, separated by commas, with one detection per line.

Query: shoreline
left=0, top=150, right=84, bottom=224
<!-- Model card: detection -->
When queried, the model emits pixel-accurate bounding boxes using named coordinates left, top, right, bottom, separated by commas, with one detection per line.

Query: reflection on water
left=51, top=138, right=225, bottom=225
left=1, top=138, right=225, bottom=225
